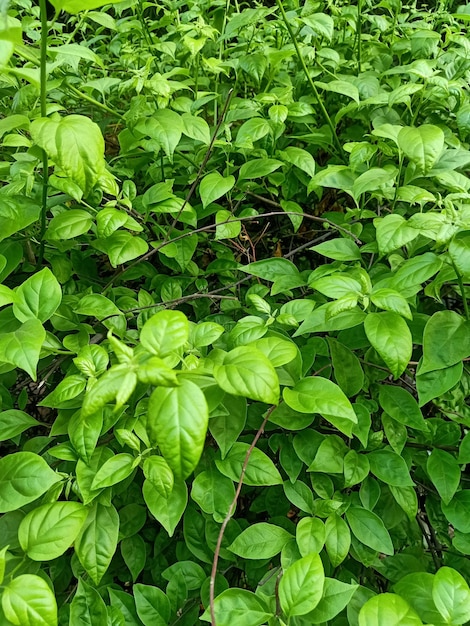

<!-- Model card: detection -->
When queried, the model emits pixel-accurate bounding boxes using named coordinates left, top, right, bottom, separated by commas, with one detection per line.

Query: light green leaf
left=449, top=231, right=470, bottom=279
left=140, top=310, right=189, bottom=357
left=306, top=578, right=358, bottom=623
left=325, top=515, right=350, bottom=567
left=19, top=501, right=87, bottom=561
left=75, top=502, right=119, bottom=584
left=368, top=449, right=414, bottom=487
left=229, top=522, right=292, bottom=559
left=143, top=456, right=174, bottom=499
left=378, top=385, right=427, bottom=431
left=181, top=113, right=210, bottom=145
left=432, top=567, right=470, bottom=624
left=0, top=410, right=39, bottom=441
left=46, top=209, right=93, bottom=240
left=134, top=583, right=171, bottom=626
left=13, top=268, right=61, bottom=323
left=279, top=553, right=324, bottom=617
left=215, top=442, right=282, bottom=486
left=375, top=214, right=418, bottom=255
left=238, top=158, right=283, bottom=180
left=427, top=449, right=461, bottom=505
left=370, top=288, right=412, bottom=320
left=2, top=574, right=58, bottom=626
left=395, top=573, right=444, bottom=624
left=416, top=361, right=463, bottom=406
left=148, top=380, right=208, bottom=479
left=359, top=593, right=422, bottom=626
left=92, top=231, right=148, bottom=267
left=200, top=589, right=270, bottom=626
left=364, top=312, right=412, bottom=378
left=281, top=146, right=316, bottom=177
left=442, top=491, right=470, bottom=533
left=0, top=452, right=60, bottom=513
left=0, top=197, right=41, bottom=242
left=136, top=109, right=183, bottom=159
left=421, top=311, right=470, bottom=374
left=346, top=507, right=394, bottom=555
left=397, top=124, right=445, bottom=173
left=296, top=517, right=325, bottom=557
left=91, top=453, right=136, bottom=489
left=143, top=478, right=187, bottom=537
left=283, top=377, right=357, bottom=437
left=236, top=117, right=271, bottom=147
left=214, top=346, right=280, bottom=405
left=199, top=172, right=236, bottom=209
left=31, top=115, right=106, bottom=194
left=311, top=238, right=361, bottom=261
left=215, top=209, right=241, bottom=240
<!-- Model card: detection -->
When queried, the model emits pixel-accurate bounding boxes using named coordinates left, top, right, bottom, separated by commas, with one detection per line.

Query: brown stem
left=209, top=405, right=276, bottom=626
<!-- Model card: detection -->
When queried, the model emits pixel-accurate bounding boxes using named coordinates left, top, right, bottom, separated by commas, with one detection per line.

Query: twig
left=209, top=405, right=276, bottom=625
left=164, top=88, right=234, bottom=240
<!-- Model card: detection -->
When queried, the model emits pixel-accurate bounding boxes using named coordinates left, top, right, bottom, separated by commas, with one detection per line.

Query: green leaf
left=282, top=147, right=316, bottom=177
left=432, top=567, right=470, bottom=624
left=143, top=456, right=174, bottom=499
left=394, top=573, right=444, bottom=624
left=328, top=338, right=364, bottom=397
left=364, top=312, right=412, bottom=378
left=238, top=158, right=283, bottom=180
left=91, top=453, right=136, bottom=489
left=215, top=442, right=282, bottom=486
left=49, top=0, right=123, bottom=13
left=378, top=385, right=427, bottom=431
left=375, top=214, right=418, bottom=256
left=441, top=491, right=470, bottom=533
left=421, top=311, right=470, bottom=374
left=133, top=584, right=171, bottom=626
left=69, top=408, right=103, bottom=463
left=427, top=449, right=460, bottom=505
left=13, top=268, right=61, bottom=323
left=143, top=478, right=187, bottom=537
left=283, top=377, right=357, bottom=437
left=236, top=117, right=271, bottom=147
left=40, top=375, right=87, bottom=409
left=122, top=535, right=146, bottom=582
left=449, top=231, right=470, bottom=279
left=136, top=109, right=183, bottom=159
left=19, top=501, right=87, bottom=560
left=215, top=209, right=241, bottom=240
left=199, top=172, right=236, bottom=209
left=0, top=319, right=46, bottom=380
left=92, top=231, right=148, bottom=267
left=213, top=346, right=280, bottom=405
left=359, top=593, right=423, bottom=626
left=70, top=578, right=107, bottom=626
left=191, top=468, right=235, bottom=522
left=325, top=515, right=351, bottom=567
left=75, top=502, right=119, bottom=584
left=148, top=379, right=209, bottom=479
left=352, top=167, right=396, bottom=200
left=311, top=238, right=361, bottom=261
left=229, top=522, right=292, bottom=559
left=343, top=450, right=370, bottom=487
left=296, top=517, right=325, bottom=557
left=81, top=364, right=137, bottom=417
left=0, top=452, right=60, bottom=513
left=31, top=115, right=106, bottom=194
left=397, top=124, right=445, bottom=173
left=416, top=361, right=463, bottom=406
left=279, top=553, right=324, bottom=617
left=140, top=310, right=189, bottom=357
left=181, top=113, right=210, bottom=145
left=346, top=507, right=394, bottom=555
left=0, top=196, right=41, bottom=243
left=368, top=449, right=414, bottom=487
left=0, top=410, right=39, bottom=441
left=200, top=589, right=271, bottom=626
left=2, top=574, right=58, bottom=626
left=306, top=578, right=359, bottom=623
left=46, top=209, right=93, bottom=240
left=370, top=288, right=412, bottom=320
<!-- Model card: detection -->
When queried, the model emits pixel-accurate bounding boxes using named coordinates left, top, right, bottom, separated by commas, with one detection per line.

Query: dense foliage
left=1, top=0, right=470, bottom=623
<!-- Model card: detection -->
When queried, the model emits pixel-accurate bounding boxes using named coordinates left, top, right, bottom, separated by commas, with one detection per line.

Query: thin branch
left=209, top=405, right=276, bottom=626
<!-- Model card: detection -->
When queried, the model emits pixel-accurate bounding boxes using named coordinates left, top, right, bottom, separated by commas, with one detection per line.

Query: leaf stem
left=37, top=0, right=49, bottom=268
left=209, top=406, right=275, bottom=626
left=275, top=0, right=343, bottom=156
